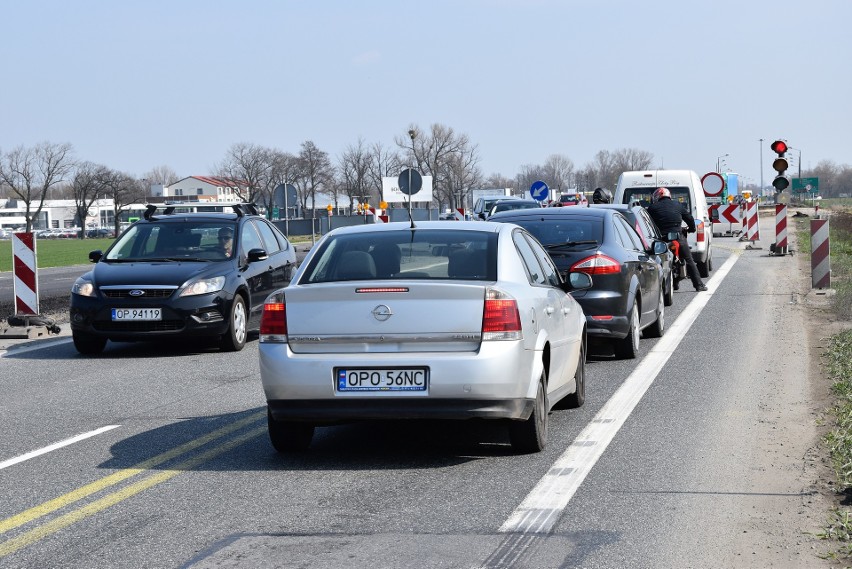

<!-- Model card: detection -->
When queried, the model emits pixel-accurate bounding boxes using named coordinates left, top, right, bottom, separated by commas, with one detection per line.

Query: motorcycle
left=665, top=229, right=687, bottom=290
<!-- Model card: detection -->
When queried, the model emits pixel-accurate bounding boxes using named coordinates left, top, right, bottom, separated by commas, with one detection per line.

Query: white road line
left=500, top=252, right=740, bottom=534
left=0, top=425, right=121, bottom=471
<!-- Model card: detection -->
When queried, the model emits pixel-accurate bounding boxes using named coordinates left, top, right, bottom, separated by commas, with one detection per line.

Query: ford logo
left=371, top=304, right=393, bottom=322
left=129, top=290, right=145, bottom=297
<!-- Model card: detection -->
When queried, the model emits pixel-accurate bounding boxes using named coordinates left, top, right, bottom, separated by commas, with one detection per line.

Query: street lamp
left=716, top=153, right=729, bottom=174
left=407, top=129, right=416, bottom=219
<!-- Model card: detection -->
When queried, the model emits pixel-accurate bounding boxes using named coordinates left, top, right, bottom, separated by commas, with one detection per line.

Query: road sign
left=530, top=180, right=549, bottom=201
left=398, top=168, right=423, bottom=195
left=792, top=177, right=819, bottom=193
left=701, top=172, right=725, bottom=197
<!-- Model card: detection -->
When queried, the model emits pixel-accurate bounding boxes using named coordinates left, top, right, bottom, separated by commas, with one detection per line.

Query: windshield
left=622, top=186, right=691, bottom=210
left=300, top=229, right=498, bottom=283
left=105, top=221, right=238, bottom=261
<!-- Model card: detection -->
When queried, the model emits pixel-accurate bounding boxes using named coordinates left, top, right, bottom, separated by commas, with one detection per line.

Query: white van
left=614, top=169, right=713, bottom=277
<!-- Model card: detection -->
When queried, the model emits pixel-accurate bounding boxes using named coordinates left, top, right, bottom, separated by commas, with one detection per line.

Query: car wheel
left=509, top=370, right=548, bottom=453
left=614, top=301, right=640, bottom=359
left=267, top=409, right=314, bottom=452
left=72, top=332, right=107, bottom=355
left=220, top=295, right=247, bottom=352
left=663, top=274, right=674, bottom=306
left=697, top=257, right=710, bottom=278
left=708, top=251, right=714, bottom=272
left=559, top=338, right=586, bottom=409
left=644, top=289, right=666, bottom=338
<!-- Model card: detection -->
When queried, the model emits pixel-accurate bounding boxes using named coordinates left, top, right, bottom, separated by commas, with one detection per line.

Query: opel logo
left=372, top=304, right=393, bottom=321
left=129, top=290, right=145, bottom=297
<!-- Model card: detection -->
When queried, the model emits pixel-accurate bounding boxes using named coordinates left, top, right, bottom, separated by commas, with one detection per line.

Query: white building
left=160, top=176, right=246, bottom=203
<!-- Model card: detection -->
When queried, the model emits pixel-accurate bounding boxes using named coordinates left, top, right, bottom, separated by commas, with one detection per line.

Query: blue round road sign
left=530, top=180, right=549, bottom=201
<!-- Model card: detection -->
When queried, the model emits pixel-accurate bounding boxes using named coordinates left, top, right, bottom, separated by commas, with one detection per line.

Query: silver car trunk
left=284, top=282, right=486, bottom=354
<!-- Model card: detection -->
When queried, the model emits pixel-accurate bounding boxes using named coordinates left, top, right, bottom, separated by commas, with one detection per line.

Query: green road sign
left=792, top=177, right=819, bottom=193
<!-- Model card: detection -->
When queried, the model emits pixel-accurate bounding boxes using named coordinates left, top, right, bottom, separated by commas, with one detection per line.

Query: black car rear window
left=508, top=218, right=603, bottom=247
left=300, top=229, right=498, bottom=283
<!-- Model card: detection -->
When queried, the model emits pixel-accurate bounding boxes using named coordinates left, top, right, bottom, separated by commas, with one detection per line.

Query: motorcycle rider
left=592, top=187, right=613, bottom=204
left=646, top=187, right=708, bottom=292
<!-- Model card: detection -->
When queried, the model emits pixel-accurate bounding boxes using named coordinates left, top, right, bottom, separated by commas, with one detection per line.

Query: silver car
left=259, top=221, right=591, bottom=454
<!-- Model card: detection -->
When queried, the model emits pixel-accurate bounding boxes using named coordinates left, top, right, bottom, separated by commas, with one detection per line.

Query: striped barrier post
left=12, top=232, right=39, bottom=315
left=811, top=219, right=830, bottom=289
left=746, top=201, right=760, bottom=242
left=774, top=204, right=788, bottom=255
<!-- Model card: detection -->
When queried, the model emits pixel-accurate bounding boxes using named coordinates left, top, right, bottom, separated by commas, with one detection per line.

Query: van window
left=622, top=186, right=692, bottom=210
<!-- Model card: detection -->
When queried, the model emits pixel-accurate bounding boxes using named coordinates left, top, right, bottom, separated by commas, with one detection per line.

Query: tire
left=72, top=331, right=107, bottom=355
left=509, top=371, right=548, bottom=453
left=644, top=289, right=666, bottom=338
left=220, top=295, right=247, bottom=352
left=560, top=339, right=586, bottom=409
left=614, top=301, right=640, bottom=359
left=708, top=251, right=714, bottom=272
left=663, top=274, right=674, bottom=306
left=267, top=409, right=314, bottom=452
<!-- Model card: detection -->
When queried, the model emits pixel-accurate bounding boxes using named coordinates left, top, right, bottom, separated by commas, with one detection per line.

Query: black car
left=70, top=203, right=297, bottom=354
left=490, top=206, right=668, bottom=359
left=589, top=203, right=675, bottom=306
left=485, top=198, right=542, bottom=219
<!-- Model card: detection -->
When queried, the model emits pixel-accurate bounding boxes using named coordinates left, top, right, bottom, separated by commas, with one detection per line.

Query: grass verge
left=809, top=208, right=852, bottom=560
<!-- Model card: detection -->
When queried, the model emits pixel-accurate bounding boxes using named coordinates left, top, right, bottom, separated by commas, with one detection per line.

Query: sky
left=2, top=0, right=850, bottom=191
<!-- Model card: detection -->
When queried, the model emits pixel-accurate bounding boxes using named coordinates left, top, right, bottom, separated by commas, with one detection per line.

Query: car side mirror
left=247, top=248, right=269, bottom=262
left=560, top=271, right=593, bottom=292
left=710, top=208, right=720, bottom=222
left=652, top=241, right=668, bottom=255
left=89, top=250, right=103, bottom=263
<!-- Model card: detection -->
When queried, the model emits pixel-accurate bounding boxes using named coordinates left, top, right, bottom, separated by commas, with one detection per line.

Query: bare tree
left=216, top=143, right=272, bottom=203
left=0, top=142, right=75, bottom=231
left=267, top=149, right=301, bottom=217
left=611, top=148, right=654, bottom=174
left=396, top=123, right=480, bottom=207
left=442, top=146, right=483, bottom=210
left=338, top=137, right=375, bottom=211
left=541, top=154, right=575, bottom=192
left=366, top=142, right=403, bottom=206
left=297, top=141, right=334, bottom=214
left=142, top=165, right=180, bottom=186
left=71, top=162, right=111, bottom=238
left=101, top=170, right=147, bottom=236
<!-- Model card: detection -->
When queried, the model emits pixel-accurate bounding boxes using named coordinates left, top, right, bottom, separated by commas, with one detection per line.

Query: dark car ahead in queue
left=70, top=203, right=297, bottom=355
left=490, top=207, right=668, bottom=359
left=589, top=203, right=675, bottom=306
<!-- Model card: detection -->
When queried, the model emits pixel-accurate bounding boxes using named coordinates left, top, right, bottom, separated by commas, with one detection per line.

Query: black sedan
left=590, top=203, right=675, bottom=306
left=69, top=203, right=297, bottom=354
left=490, top=207, right=668, bottom=359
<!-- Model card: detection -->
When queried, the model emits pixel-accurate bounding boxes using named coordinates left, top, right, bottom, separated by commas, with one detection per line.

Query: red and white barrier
left=745, top=202, right=760, bottom=242
left=453, top=208, right=466, bottom=221
left=774, top=204, right=788, bottom=253
left=12, top=232, right=39, bottom=315
left=811, top=219, right=830, bottom=289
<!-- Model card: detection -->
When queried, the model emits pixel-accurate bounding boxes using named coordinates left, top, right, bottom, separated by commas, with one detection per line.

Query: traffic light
left=771, top=139, right=790, bottom=191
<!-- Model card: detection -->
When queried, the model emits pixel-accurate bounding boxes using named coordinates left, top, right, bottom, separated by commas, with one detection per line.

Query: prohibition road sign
left=398, top=168, right=423, bottom=195
left=701, top=172, right=725, bottom=197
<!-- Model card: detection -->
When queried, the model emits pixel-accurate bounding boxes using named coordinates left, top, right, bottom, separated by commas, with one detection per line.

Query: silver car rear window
left=301, top=229, right=498, bottom=283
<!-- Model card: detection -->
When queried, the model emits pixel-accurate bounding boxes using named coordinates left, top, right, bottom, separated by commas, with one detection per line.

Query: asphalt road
left=0, top=221, right=834, bottom=568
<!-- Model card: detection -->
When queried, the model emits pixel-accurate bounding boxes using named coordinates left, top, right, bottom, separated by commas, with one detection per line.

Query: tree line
left=2, top=127, right=850, bottom=234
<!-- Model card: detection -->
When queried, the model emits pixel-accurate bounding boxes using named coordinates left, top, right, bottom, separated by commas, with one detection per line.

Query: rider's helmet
left=592, top=187, right=613, bottom=204
left=652, top=187, right=671, bottom=203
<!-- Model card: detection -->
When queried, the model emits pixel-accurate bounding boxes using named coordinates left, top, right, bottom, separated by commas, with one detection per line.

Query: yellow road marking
left=0, top=411, right=264, bottom=535
left=0, top=425, right=266, bottom=558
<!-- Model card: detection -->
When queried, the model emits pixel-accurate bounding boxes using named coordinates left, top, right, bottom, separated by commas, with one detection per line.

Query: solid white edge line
left=0, top=425, right=121, bottom=471
left=499, top=252, right=740, bottom=534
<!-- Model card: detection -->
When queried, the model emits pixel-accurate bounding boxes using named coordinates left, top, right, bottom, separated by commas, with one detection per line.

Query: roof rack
left=142, top=202, right=260, bottom=220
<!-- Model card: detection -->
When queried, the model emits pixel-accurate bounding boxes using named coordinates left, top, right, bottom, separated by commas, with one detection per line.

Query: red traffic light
left=770, top=140, right=788, bottom=154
